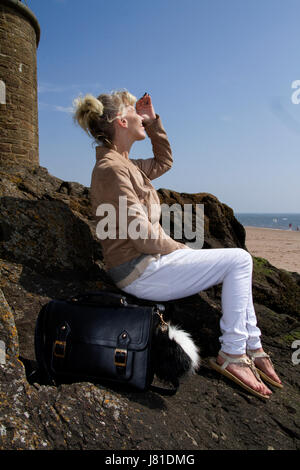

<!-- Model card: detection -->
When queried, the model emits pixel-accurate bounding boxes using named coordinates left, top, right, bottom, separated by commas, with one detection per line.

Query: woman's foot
left=247, top=348, right=282, bottom=387
left=217, top=352, right=272, bottom=397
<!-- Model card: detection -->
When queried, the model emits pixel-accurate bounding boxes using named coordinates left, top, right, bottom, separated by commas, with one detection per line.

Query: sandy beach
left=245, top=226, right=300, bottom=274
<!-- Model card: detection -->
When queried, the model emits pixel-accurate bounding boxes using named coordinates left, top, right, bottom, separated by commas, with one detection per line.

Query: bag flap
left=46, top=300, right=153, bottom=351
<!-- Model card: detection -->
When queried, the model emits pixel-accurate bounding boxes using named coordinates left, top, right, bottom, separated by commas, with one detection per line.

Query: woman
left=73, top=89, right=282, bottom=399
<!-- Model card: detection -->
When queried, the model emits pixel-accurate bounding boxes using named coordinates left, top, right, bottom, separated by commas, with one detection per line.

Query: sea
left=235, top=213, right=300, bottom=231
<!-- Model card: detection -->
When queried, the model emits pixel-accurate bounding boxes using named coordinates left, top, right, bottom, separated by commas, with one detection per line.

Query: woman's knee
left=235, top=248, right=253, bottom=267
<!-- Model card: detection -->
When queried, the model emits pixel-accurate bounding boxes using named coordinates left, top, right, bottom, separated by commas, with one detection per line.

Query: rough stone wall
left=0, top=1, right=39, bottom=168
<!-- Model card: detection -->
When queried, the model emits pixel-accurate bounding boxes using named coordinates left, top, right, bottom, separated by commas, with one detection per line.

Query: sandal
left=209, top=351, right=270, bottom=400
left=246, top=350, right=283, bottom=389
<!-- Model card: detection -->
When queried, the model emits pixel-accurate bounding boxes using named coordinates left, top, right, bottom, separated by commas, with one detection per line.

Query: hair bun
left=73, top=93, right=104, bottom=117
left=73, top=93, right=104, bottom=135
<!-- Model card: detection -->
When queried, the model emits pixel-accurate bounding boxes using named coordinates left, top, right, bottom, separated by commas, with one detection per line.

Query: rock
left=252, top=257, right=300, bottom=319
left=157, top=189, right=246, bottom=249
left=0, top=164, right=300, bottom=450
left=0, top=166, right=101, bottom=280
left=0, top=287, right=19, bottom=359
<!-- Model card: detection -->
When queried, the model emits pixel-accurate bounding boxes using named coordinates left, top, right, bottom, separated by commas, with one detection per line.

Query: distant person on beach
left=73, top=90, right=282, bottom=399
left=289, top=223, right=292, bottom=230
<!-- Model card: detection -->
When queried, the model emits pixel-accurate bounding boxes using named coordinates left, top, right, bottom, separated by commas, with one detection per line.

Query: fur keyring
left=151, top=319, right=201, bottom=388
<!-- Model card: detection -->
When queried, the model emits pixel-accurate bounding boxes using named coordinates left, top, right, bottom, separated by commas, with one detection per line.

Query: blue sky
left=28, top=0, right=300, bottom=212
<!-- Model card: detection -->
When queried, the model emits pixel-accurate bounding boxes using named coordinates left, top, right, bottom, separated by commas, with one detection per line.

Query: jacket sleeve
left=95, top=164, right=187, bottom=255
left=130, top=115, right=173, bottom=180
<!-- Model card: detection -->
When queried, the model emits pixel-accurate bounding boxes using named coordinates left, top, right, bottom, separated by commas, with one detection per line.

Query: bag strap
left=65, top=291, right=166, bottom=314
left=67, top=291, right=128, bottom=308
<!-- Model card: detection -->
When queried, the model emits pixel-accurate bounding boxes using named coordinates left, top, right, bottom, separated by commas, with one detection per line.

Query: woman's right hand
left=136, top=93, right=156, bottom=126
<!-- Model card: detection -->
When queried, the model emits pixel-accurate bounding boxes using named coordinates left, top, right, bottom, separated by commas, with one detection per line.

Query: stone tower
left=0, top=0, right=40, bottom=168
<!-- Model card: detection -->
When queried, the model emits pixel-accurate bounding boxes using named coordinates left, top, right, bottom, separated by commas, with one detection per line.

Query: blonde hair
left=73, top=90, right=136, bottom=148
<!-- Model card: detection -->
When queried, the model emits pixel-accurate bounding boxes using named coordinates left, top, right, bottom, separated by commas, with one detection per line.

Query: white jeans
left=122, top=248, right=262, bottom=355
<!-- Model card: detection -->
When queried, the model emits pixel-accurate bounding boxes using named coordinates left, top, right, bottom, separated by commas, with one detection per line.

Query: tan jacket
left=90, top=115, right=188, bottom=272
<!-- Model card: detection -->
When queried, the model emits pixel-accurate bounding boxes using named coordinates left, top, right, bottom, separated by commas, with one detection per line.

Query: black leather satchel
left=34, top=291, right=164, bottom=391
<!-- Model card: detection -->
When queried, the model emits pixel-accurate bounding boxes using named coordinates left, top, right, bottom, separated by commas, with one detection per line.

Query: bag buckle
left=114, top=348, right=127, bottom=367
left=53, top=340, right=66, bottom=359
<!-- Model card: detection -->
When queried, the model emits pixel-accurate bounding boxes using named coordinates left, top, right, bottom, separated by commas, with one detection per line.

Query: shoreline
left=245, top=226, right=299, bottom=232
left=244, top=226, right=300, bottom=274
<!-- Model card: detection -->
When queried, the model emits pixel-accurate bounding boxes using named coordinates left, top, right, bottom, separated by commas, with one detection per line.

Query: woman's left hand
left=136, top=93, right=156, bottom=126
